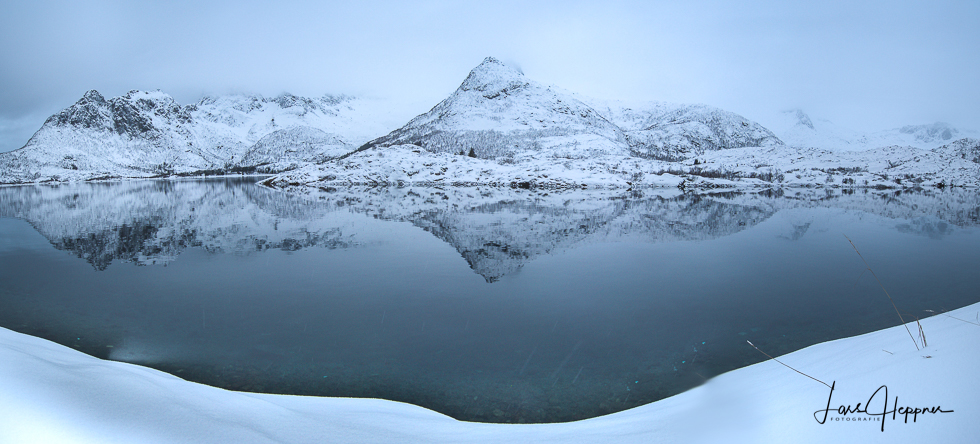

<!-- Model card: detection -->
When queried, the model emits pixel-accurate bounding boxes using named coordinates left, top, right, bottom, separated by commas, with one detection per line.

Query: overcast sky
left=1, top=0, right=978, bottom=152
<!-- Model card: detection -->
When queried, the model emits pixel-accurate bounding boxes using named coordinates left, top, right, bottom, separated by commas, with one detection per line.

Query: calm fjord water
left=1, top=178, right=979, bottom=423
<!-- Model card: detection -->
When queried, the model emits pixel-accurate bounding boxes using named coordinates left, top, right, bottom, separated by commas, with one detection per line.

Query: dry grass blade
left=844, top=235, right=920, bottom=351
left=902, top=311, right=929, bottom=348
left=918, top=321, right=927, bottom=348
left=746, top=340, right=832, bottom=389
left=924, top=309, right=980, bottom=327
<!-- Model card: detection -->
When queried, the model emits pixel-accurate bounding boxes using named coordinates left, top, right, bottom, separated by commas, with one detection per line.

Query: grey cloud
left=1, top=0, right=977, bottom=152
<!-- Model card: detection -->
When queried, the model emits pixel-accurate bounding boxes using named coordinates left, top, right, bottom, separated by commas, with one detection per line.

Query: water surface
left=1, top=179, right=978, bottom=423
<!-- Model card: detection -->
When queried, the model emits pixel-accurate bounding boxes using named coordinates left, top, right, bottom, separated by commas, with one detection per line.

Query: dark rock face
left=49, top=90, right=111, bottom=130
left=108, top=98, right=156, bottom=136
left=47, top=90, right=192, bottom=138
left=793, top=109, right=814, bottom=130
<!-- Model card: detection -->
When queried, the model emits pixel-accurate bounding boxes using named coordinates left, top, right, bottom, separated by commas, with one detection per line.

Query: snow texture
left=270, top=141, right=980, bottom=191
left=932, top=138, right=980, bottom=164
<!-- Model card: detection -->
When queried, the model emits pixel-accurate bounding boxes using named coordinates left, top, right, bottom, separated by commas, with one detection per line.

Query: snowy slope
left=586, top=99, right=783, bottom=160
left=272, top=139, right=980, bottom=191
left=681, top=144, right=980, bottom=189
left=240, top=126, right=349, bottom=173
left=267, top=144, right=691, bottom=189
left=932, top=138, right=980, bottom=164
left=877, top=122, right=965, bottom=148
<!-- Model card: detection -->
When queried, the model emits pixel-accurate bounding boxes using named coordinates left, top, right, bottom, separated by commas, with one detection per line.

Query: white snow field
left=1, top=301, right=976, bottom=443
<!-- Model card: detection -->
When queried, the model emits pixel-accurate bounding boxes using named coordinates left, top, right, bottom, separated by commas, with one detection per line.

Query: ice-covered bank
left=1, top=302, right=977, bottom=443
left=264, top=143, right=980, bottom=191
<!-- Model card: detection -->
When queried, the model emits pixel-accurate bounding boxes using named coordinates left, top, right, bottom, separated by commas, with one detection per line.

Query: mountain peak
left=458, top=57, right=527, bottom=96
left=786, top=109, right=814, bottom=130
left=80, top=90, right=106, bottom=104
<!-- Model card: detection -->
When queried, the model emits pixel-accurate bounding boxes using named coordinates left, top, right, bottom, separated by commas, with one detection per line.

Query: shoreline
left=1, top=300, right=976, bottom=443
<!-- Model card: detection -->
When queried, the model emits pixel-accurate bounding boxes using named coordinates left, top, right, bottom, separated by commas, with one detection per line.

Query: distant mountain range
left=0, top=91, right=404, bottom=183
left=1, top=57, right=977, bottom=188
left=766, top=108, right=976, bottom=151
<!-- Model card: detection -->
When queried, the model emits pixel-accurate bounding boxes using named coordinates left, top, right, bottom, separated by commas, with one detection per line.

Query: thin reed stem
left=925, top=309, right=980, bottom=327
left=747, top=340, right=832, bottom=389
left=845, top=235, right=919, bottom=350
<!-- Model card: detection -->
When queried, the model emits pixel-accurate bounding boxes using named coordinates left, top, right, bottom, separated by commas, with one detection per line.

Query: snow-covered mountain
left=357, top=57, right=630, bottom=160
left=270, top=57, right=793, bottom=190
left=240, top=126, right=349, bottom=172
left=764, top=109, right=976, bottom=151
left=762, top=109, right=865, bottom=151
left=586, top=99, right=783, bottom=161
left=357, top=57, right=778, bottom=162
left=858, top=122, right=970, bottom=150
left=5, top=57, right=977, bottom=190
left=0, top=90, right=408, bottom=184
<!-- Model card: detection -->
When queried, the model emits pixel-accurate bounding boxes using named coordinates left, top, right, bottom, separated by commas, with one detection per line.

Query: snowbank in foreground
left=1, top=301, right=977, bottom=443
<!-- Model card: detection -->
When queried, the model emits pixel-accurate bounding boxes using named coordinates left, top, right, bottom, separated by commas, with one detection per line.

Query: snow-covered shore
left=2, top=301, right=976, bottom=443
left=265, top=142, right=980, bottom=191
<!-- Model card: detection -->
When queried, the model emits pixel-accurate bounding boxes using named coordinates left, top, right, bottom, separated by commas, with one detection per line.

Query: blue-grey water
left=1, top=179, right=978, bottom=423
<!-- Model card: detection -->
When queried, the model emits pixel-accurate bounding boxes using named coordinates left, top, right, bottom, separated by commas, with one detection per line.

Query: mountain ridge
left=3, top=57, right=977, bottom=188
left=764, top=108, right=976, bottom=152
left=355, top=57, right=630, bottom=160
left=356, top=57, right=780, bottom=162
left=0, top=90, right=406, bottom=184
